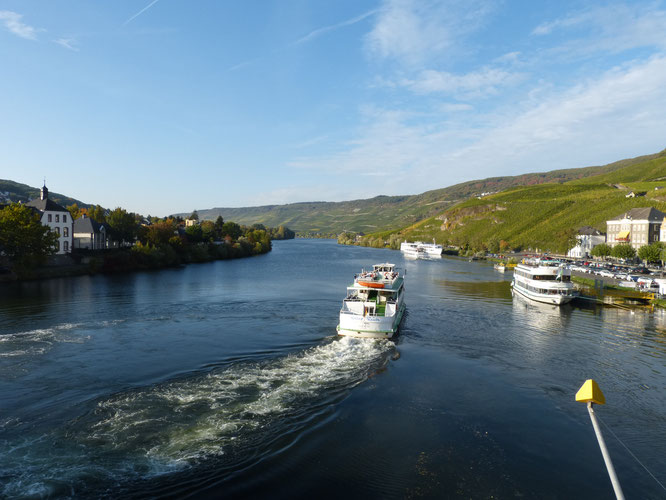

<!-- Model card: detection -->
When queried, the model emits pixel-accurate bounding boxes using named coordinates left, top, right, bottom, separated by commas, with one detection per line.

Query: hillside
left=371, top=149, right=666, bottom=254
left=179, top=152, right=654, bottom=234
left=0, top=180, right=90, bottom=208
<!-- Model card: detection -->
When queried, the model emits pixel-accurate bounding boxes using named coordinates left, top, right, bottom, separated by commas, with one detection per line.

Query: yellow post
left=576, top=379, right=625, bottom=500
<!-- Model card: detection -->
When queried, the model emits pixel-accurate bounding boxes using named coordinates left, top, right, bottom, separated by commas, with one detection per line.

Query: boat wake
left=0, top=336, right=395, bottom=498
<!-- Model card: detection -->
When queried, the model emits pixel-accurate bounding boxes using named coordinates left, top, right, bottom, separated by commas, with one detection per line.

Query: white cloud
left=54, top=37, right=79, bottom=51
left=365, top=0, right=494, bottom=66
left=0, top=11, right=40, bottom=40
left=532, top=4, right=666, bottom=54
left=289, top=56, right=666, bottom=196
left=398, top=67, right=524, bottom=98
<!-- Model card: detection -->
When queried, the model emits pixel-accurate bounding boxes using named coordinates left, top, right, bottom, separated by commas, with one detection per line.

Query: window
left=63, top=215, right=67, bottom=223
left=56, top=214, right=60, bottom=222
left=63, top=227, right=69, bottom=237
left=56, top=240, right=60, bottom=251
left=48, top=214, right=52, bottom=222
left=64, top=241, right=69, bottom=252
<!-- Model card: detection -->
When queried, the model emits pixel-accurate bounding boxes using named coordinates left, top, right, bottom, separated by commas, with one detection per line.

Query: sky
left=1, top=0, right=666, bottom=217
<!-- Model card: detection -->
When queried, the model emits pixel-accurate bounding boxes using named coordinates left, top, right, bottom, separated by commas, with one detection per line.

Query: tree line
left=0, top=203, right=294, bottom=277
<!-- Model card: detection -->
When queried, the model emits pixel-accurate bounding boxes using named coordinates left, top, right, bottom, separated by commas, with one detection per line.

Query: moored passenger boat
left=511, top=259, right=576, bottom=305
left=338, top=263, right=406, bottom=338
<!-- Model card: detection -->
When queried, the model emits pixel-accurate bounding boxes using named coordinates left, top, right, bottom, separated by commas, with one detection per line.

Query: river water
left=0, top=239, right=664, bottom=498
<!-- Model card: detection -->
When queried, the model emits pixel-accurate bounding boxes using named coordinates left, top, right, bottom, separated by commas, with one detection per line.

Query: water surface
left=0, top=240, right=664, bottom=498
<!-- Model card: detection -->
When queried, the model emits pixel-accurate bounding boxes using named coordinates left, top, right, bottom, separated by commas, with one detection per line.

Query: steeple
left=40, top=182, right=49, bottom=200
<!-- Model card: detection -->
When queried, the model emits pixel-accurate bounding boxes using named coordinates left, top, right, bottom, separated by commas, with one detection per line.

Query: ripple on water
left=0, top=336, right=395, bottom=498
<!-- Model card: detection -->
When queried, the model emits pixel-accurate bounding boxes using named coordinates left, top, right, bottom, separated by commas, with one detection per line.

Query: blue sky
left=1, top=1, right=666, bottom=216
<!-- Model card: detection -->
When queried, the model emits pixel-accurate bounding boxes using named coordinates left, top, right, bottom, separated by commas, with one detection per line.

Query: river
left=0, top=239, right=664, bottom=498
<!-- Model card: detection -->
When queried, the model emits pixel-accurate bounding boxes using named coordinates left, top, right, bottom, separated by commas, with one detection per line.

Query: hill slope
left=0, top=180, right=90, bottom=208
left=182, top=151, right=659, bottom=233
left=377, top=150, right=666, bottom=253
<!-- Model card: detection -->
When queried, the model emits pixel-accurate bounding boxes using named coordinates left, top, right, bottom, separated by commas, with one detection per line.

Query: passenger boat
left=338, top=263, right=406, bottom=338
left=400, top=241, right=423, bottom=258
left=419, top=240, right=443, bottom=257
left=400, top=240, right=442, bottom=258
left=511, top=259, right=576, bottom=305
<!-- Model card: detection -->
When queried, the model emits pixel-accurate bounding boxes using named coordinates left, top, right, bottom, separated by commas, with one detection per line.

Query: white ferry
left=400, top=241, right=423, bottom=258
left=400, top=240, right=443, bottom=258
left=419, top=240, right=443, bottom=257
left=511, top=259, right=576, bottom=305
left=338, top=263, right=406, bottom=338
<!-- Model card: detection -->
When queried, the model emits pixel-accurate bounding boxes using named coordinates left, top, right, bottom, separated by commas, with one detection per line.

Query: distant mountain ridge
left=0, top=179, right=90, bottom=209
left=178, top=150, right=664, bottom=234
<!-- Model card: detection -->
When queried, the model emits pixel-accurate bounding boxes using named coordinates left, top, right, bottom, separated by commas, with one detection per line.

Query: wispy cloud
left=365, top=0, right=495, bottom=66
left=396, top=67, right=524, bottom=98
left=292, top=9, right=378, bottom=46
left=532, top=3, right=666, bottom=54
left=0, top=11, right=40, bottom=40
left=289, top=56, right=666, bottom=195
left=54, top=37, right=79, bottom=51
left=123, top=0, right=161, bottom=26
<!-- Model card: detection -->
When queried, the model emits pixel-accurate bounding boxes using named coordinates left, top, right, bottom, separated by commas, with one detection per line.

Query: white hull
left=511, top=282, right=574, bottom=305
left=338, top=303, right=405, bottom=338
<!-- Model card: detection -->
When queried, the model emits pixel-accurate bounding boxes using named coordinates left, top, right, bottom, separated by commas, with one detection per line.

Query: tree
left=590, top=243, right=612, bottom=259
left=221, top=221, right=242, bottom=240
left=638, top=242, right=664, bottom=264
left=185, top=224, right=203, bottom=243
left=67, top=203, right=81, bottom=220
left=200, top=220, right=215, bottom=242
left=487, top=237, right=500, bottom=254
left=611, top=243, right=636, bottom=260
left=0, top=203, right=59, bottom=267
left=189, top=210, right=199, bottom=221
left=88, top=205, right=107, bottom=223
left=145, top=220, right=177, bottom=246
left=107, top=207, right=138, bottom=246
left=214, top=216, right=224, bottom=238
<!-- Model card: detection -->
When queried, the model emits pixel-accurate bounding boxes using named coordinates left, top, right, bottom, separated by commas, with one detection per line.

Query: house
left=567, top=226, right=606, bottom=258
left=606, top=207, right=665, bottom=250
left=24, top=184, right=73, bottom=254
left=185, top=218, right=199, bottom=227
left=73, top=214, right=109, bottom=250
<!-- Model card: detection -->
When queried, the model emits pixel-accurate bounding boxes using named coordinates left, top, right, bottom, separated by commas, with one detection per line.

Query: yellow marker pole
left=576, top=380, right=625, bottom=500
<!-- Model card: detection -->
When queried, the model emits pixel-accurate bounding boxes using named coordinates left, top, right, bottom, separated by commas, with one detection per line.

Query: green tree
left=0, top=203, right=59, bottom=267
left=611, top=243, right=636, bottom=260
left=88, top=205, right=107, bottom=223
left=185, top=224, right=203, bottom=243
left=213, top=216, right=224, bottom=239
left=107, top=207, right=138, bottom=246
left=221, top=221, right=242, bottom=240
left=200, top=220, right=215, bottom=242
left=145, top=220, right=177, bottom=246
left=189, top=210, right=199, bottom=221
left=66, top=203, right=81, bottom=220
left=590, top=243, right=612, bottom=258
left=487, top=237, right=500, bottom=254
left=637, top=242, right=664, bottom=264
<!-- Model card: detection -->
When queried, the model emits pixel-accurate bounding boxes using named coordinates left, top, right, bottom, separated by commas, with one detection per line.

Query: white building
left=567, top=226, right=606, bottom=258
left=25, top=184, right=73, bottom=255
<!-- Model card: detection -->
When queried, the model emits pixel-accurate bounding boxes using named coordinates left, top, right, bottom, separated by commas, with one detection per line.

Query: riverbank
left=1, top=240, right=271, bottom=283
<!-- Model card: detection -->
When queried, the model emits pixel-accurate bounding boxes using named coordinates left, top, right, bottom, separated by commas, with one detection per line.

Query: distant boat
left=338, top=263, right=406, bottom=339
left=400, top=240, right=442, bottom=258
